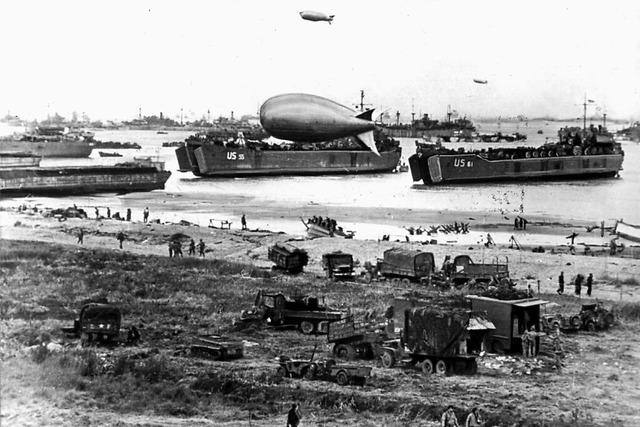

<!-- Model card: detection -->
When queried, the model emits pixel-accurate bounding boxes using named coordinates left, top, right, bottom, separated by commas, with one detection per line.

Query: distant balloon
left=473, top=79, right=488, bottom=84
left=299, top=10, right=335, bottom=24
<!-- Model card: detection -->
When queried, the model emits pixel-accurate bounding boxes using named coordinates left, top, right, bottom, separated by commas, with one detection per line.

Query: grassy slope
left=1, top=239, right=639, bottom=426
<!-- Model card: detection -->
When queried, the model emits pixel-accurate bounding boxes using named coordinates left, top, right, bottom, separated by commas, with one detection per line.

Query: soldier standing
left=586, top=273, right=593, bottom=297
left=107, top=207, right=111, bottom=219
left=197, top=239, right=206, bottom=257
left=465, top=408, right=482, bottom=427
left=77, top=228, right=84, bottom=245
left=126, top=208, right=131, bottom=222
left=557, top=272, right=565, bottom=295
left=168, top=241, right=174, bottom=258
left=188, top=239, right=196, bottom=256
left=94, top=207, right=100, bottom=219
left=241, top=214, right=247, bottom=231
left=286, top=403, right=301, bottom=427
left=520, top=328, right=531, bottom=358
left=143, top=206, right=150, bottom=223
left=173, top=241, right=183, bottom=258
left=116, top=231, right=125, bottom=249
left=441, top=406, right=460, bottom=427
left=574, top=274, right=583, bottom=296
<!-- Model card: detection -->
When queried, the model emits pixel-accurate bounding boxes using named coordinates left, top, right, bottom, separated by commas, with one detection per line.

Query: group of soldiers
left=557, top=271, right=594, bottom=297
left=169, top=238, right=207, bottom=258
left=307, top=215, right=338, bottom=232
left=91, top=206, right=151, bottom=223
left=440, top=405, right=484, bottom=427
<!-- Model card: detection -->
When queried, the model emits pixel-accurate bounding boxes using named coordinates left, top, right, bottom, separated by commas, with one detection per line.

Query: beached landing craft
left=176, top=93, right=401, bottom=177
left=409, top=125, right=624, bottom=185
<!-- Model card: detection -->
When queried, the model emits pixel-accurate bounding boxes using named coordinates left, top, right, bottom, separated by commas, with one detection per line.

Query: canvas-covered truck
left=268, top=242, right=309, bottom=273
left=371, top=248, right=435, bottom=284
left=380, top=307, right=495, bottom=375
left=449, top=255, right=510, bottom=286
left=322, top=251, right=354, bottom=280
left=327, top=315, right=393, bottom=360
left=61, top=303, right=140, bottom=346
left=238, top=290, right=343, bottom=334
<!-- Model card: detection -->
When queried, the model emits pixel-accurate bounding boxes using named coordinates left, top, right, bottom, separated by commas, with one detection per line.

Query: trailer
left=189, top=338, right=244, bottom=360
left=327, top=315, right=391, bottom=360
left=239, top=290, right=343, bottom=334
left=466, top=295, right=547, bottom=354
left=268, top=242, right=309, bottom=273
left=374, top=248, right=435, bottom=284
left=380, top=307, right=494, bottom=375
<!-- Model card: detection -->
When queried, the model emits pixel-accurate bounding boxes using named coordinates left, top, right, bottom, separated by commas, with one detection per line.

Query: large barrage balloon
left=299, top=10, right=335, bottom=24
left=260, top=93, right=379, bottom=155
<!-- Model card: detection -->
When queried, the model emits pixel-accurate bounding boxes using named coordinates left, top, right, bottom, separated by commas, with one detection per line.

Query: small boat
left=99, top=151, right=123, bottom=157
left=157, top=131, right=169, bottom=134
left=615, top=220, right=640, bottom=243
left=301, top=217, right=354, bottom=239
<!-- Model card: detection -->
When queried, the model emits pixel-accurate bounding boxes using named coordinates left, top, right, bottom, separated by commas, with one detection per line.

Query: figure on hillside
left=116, top=231, right=125, bottom=249
left=241, top=214, right=247, bottom=231
left=188, top=239, right=196, bottom=256
left=198, top=239, right=206, bottom=257
left=143, top=206, right=150, bottom=223
left=77, top=228, right=84, bottom=245
left=557, top=272, right=565, bottom=295
left=586, top=273, right=593, bottom=297
left=126, top=208, right=131, bottom=222
left=441, top=406, right=460, bottom=427
left=465, top=407, right=483, bottom=427
left=286, top=403, right=302, bottom=427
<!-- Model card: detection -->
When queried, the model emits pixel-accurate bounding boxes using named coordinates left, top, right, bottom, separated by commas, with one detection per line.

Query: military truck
left=239, top=290, right=343, bottom=334
left=268, top=242, right=309, bottom=273
left=372, top=248, right=435, bottom=284
left=449, top=255, right=510, bottom=286
left=61, top=303, right=136, bottom=346
left=379, top=307, right=494, bottom=375
left=322, top=251, right=354, bottom=280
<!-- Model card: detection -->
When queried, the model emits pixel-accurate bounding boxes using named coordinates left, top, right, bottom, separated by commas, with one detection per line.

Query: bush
left=31, top=345, right=50, bottom=363
left=613, top=302, right=640, bottom=321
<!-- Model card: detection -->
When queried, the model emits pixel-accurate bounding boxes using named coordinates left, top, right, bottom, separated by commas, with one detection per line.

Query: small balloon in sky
left=299, top=10, right=335, bottom=24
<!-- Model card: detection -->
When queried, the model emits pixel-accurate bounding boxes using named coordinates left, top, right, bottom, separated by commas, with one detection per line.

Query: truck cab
left=322, top=251, right=354, bottom=280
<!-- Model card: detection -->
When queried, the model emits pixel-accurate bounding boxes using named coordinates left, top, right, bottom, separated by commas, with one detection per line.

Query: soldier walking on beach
left=586, top=273, right=593, bottom=297
left=168, top=241, right=173, bottom=258
left=241, top=214, right=247, bottom=231
left=574, top=274, right=583, bottom=296
left=188, top=239, right=196, bottom=256
left=173, top=241, right=183, bottom=258
left=94, top=207, right=99, bottom=219
left=557, top=272, right=565, bottom=295
left=126, top=208, right=131, bottom=222
left=197, top=239, right=206, bottom=257
left=116, top=231, right=125, bottom=249
left=107, top=207, right=111, bottom=219
left=77, top=228, right=84, bottom=245
left=143, top=207, right=150, bottom=223
left=286, top=402, right=301, bottom=427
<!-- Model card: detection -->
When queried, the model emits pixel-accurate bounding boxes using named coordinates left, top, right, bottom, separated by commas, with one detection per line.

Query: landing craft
left=299, top=10, right=335, bottom=24
left=473, top=79, right=488, bottom=84
left=259, top=93, right=379, bottom=155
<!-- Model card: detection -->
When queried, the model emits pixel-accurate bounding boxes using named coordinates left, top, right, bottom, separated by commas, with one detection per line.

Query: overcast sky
left=1, top=0, right=639, bottom=122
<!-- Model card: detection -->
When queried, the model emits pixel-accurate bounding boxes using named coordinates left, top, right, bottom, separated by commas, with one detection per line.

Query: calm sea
left=1, top=121, right=638, bottom=244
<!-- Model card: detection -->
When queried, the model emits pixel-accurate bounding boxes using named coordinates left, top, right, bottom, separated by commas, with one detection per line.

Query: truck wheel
left=334, top=344, right=356, bottom=360
left=570, top=315, right=581, bottom=328
left=336, top=371, right=349, bottom=386
left=401, top=278, right=411, bottom=286
left=586, top=321, right=596, bottom=332
left=276, top=366, right=288, bottom=378
left=435, top=360, right=447, bottom=375
left=420, top=359, right=434, bottom=375
left=552, top=321, right=561, bottom=330
left=304, top=365, right=317, bottom=380
left=381, top=350, right=396, bottom=368
left=300, top=321, right=315, bottom=334
left=390, top=278, right=400, bottom=286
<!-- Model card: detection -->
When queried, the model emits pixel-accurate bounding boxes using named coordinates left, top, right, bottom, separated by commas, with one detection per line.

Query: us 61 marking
left=454, top=158, right=473, bottom=167
left=226, top=152, right=245, bottom=160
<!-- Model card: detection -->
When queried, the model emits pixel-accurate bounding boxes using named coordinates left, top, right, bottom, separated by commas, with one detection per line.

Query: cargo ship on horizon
left=409, top=125, right=624, bottom=185
left=175, top=129, right=402, bottom=177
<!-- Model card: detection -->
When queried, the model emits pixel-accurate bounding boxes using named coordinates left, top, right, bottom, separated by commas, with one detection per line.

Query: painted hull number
left=226, top=152, right=245, bottom=160
left=454, top=158, right=473, bottom=167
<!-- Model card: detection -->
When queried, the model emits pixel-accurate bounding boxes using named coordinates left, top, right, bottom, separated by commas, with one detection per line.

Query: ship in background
left=0, top=126, right=95, bottom=158
left=176, top=93, right=401, bottom=177
left=409, top=123, right=623, bottom=185
left=383, top=105, right=477, bottom=140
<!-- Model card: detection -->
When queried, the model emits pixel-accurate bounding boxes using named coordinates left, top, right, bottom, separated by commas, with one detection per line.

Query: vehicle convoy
left=327, top=315, right=392, bottom=360
left=467, top=295, right=547, bottom=354
left=61, top=303, right=139, bottom=346
left=369, top=248, right=435, bottom=284
left=379, top=307, right=495, bottom=375
left=322, top=251, right=355, bottom=280
left=275, top=355, right=371, bottom=386
left=409, top=124, right=624, bottom=185
left=268, top=243, right=309, bottom=273
left=239, top=290, right=343, bottom=334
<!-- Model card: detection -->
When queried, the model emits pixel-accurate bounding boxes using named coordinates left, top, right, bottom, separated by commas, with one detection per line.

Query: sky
left=1, top=0, right=639, bottom=123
